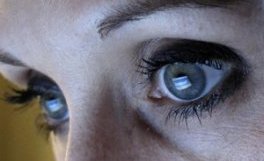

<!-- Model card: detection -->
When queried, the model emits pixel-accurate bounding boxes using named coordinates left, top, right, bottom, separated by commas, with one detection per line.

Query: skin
left=0, top=0, right=264, bottom=161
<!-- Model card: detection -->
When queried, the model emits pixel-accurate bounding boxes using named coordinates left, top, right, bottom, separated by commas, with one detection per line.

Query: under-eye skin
left=6, top=70, right=69, bottom=135
left=138, top=38, right=249, bottom=122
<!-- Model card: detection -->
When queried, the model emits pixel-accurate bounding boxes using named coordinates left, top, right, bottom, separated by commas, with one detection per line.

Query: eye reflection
left=172, top=75, right=192, bottom=91
left=164, top=63, right=206, bottom=101
left=40, top=90, right=68, bottom=121
left=153, top=62, right=229, bottom=103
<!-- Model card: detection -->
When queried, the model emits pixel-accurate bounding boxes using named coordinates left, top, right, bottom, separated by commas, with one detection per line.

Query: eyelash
left=137, top=40, right=249, bottom=124
left=5, top=75, right=61, bottom=137
left=139, top=57, right=223, bottom=80
left=138, top=58, right=225, bottom=123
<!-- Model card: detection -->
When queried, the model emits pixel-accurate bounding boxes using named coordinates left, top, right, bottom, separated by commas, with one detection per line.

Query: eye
left=138, top=38, right=249, bottom=121
left=6, top=71, right=69, bottom=131
left=155, top=62, right=230, bottom=103
left=40, top=90, right=68, bottom=122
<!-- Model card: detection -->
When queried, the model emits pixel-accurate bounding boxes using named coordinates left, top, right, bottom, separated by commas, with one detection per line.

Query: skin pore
left=0, top=0, right=264, bottom=161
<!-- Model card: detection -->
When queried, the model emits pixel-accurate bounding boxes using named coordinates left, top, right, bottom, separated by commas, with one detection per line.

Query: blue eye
left=156, top=62, right=229, bottom=102
left=5, top=71, right=69, bottom=132
left=26, top=72, right=69, bottom=127
left=164, top=63, right=206, bottom=101
left=40, top=90, right=68, bottom=122
left=139, top=39, right=249, bottom=121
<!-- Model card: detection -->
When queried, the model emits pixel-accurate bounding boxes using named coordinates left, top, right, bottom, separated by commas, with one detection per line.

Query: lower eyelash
left=35, top=114, right=57, bottom=139
left=166, top=91, right=225, bottom=124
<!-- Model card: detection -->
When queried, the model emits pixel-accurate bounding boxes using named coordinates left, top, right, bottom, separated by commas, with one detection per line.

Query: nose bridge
left=62, top=64, right=126, bottom=161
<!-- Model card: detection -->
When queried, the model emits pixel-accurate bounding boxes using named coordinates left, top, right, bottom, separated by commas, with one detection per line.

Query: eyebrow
left=98, top=0, right=245, bottom=38
left=0, top=50, right=25, bottom=67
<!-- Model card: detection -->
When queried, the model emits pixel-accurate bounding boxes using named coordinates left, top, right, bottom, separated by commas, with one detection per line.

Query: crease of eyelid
left=97, top=0, right=251, bottom=38
left=0, top=50, right=25, bottom=67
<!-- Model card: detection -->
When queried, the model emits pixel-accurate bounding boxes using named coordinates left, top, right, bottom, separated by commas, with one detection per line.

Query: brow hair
left=98, top=0, right=247, bottom=38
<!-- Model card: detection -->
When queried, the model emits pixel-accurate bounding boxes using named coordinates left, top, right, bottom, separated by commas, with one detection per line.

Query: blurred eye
left=6, top=71, right=69, bottom=131
left=38, top=83, right=69, bottom=126
left=156, top=62, right=230, bottom=102
left=27, top=72, right=69, bottom=127
left=41, top=91, right=68, bottom=121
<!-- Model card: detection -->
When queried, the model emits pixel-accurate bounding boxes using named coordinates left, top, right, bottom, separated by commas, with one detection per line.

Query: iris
left=164, top=63, right=206, bottom=101
left=41, top=90, right=68, bottom=121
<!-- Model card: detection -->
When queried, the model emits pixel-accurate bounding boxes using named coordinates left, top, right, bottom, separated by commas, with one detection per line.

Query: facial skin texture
left=0, top=0, right=264, bottom=161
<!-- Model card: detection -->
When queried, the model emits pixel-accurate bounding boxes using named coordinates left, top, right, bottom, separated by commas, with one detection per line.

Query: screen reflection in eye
left=138, top=38, right=249, bottom=122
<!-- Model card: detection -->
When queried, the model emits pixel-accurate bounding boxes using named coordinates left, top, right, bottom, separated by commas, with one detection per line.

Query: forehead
left=0, top=0, right=259, bottom=37
left=0, top=0, right=262, bottom=59
left=0, top=0, right=260, bottom=28
left=0, top=0, right=259, bottom=13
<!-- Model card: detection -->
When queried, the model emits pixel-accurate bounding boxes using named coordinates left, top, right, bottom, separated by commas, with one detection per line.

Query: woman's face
left=1, top=0, right=264, bottom=160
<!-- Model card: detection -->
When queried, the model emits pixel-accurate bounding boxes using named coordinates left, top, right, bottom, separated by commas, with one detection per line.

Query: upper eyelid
left=137, top=38, right=250, bottom=91
left=137, top=38, right=250, bottom=66
left=0, top=50, right=26, bottom=67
